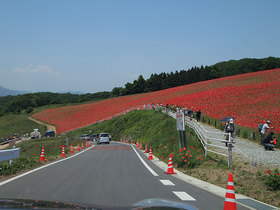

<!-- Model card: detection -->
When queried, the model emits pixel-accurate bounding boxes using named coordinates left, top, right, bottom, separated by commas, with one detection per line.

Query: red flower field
left=33, top=68, right=280, bottom=134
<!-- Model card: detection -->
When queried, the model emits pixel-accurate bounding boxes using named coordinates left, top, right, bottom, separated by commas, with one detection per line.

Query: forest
left=0, top=56, right=279, bottom=115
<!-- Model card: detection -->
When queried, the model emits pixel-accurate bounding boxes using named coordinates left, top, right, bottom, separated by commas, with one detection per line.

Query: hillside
left=1, top=57, right=280, bottom=116
left=33, top=68, right=280, bottom=134
left=0, top=86, right=28, bottom=97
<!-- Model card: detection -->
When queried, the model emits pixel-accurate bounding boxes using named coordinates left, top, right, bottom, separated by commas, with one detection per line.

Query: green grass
left=69, top=110, right=205, bottom=169
left=0, top=114, right=46, bottom=137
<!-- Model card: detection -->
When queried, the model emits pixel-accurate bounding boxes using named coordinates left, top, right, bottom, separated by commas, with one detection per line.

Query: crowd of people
left=142, top=102, right=277, bottom=151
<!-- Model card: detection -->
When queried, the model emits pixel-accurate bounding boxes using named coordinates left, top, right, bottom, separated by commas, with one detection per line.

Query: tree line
left=0, top=56, right=279, bottom=115
left=111, top=57, right=280, bottom=96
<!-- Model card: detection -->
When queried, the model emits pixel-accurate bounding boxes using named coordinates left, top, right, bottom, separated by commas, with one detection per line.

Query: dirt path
left=28, top=117, right=57, bottom=133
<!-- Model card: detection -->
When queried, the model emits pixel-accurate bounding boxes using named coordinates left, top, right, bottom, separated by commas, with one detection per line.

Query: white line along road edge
left=0, top=145, right=95, bottom=187
left=131, top=145, right=158, bottom=176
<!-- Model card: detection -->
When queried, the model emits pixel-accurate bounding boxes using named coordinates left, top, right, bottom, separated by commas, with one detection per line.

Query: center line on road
left=173, top=191, right=196, bottom=201
left=131, top=146, right=158, bottom=176
left=159, top=179, right=175, bottom=186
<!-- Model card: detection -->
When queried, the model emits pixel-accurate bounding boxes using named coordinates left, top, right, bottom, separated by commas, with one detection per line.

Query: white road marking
left=173, top=191, right=196, bottom=201
left=131, top=145, right=158, bottom=176
left=0, top=145, right=95, bottom=187
left=159, top=179, right=175, bottom=186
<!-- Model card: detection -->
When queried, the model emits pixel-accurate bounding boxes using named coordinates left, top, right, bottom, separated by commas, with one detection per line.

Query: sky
left=0, top=0, right=280, bottom=93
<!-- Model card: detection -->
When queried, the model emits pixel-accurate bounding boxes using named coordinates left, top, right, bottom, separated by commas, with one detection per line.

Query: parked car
left=45, top=130, right=55, bottom=137
left=97, top=133, right=110, bottom=145
left=79, top=134, right=90, bottom=140
left=90, top=134, right=99, bottom=141
left=108, top=134, right=111, bottom=141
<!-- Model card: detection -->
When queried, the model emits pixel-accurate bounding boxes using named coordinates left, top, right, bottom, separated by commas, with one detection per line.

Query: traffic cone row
left=165, top=154, right=176, bottom=174
left=39, top=140, right=93, bottom=161
left=61, top=145, right=66, bottom=157
left=39, top=146, right=45, bottom=161
left=224, top=173, right=237, bottom=210
left=144, top=144, right=148, bottom=153
left=70, top=144, right=74, bottom=154
left=148, top=147, right=153, bottom=160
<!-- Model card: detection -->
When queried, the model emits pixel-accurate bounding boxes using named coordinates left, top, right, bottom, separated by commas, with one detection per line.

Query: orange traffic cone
left=61, top=145, right=66, bottom=157
left=88, top=141, right=91, bottom=147
left=39, top=146, right=45, bottom=161
left=131, top=139, right=133, bottom=144
left=165, top=154, right=176, bottom=174
left=126, top=139, right=128, bottom=143
left=224, top=173, right=237, bottom=210
left=77, top=142, right=80, bottom=151
left=148, top=147, right=153, bottom=160
left=70, top=144, right=74, bottom=154
left=81, top=142, right=85, bottom=149
left=136, top=140, right=139, bottom=147
left=139, top=142, right=142, bottom=150
left=144, top=144, right=148, bottom=153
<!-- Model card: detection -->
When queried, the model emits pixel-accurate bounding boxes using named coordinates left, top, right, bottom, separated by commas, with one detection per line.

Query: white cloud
left=11, top=64, right=62, bottom=77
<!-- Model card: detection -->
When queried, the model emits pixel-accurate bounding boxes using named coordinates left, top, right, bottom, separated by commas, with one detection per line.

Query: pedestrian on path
left=224, top=118, right=236, bottom=146
left=261, top=120, right=272, bottom=145
left=264, top=131, right=275, bottom=151
left=188, top=107, right=194, bottom=120
left=196, top=109, right=201, bottom=122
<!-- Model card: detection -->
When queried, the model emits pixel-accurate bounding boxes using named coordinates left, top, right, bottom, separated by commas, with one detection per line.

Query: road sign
left=176, top=112, right=185, bottom=131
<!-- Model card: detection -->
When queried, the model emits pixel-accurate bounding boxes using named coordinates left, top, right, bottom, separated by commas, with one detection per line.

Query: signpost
left=176, top=112, right=186, bottom=149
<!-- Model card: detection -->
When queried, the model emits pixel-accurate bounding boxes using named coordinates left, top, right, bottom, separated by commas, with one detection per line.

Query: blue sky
left=0, top=0, right=279, bottom=93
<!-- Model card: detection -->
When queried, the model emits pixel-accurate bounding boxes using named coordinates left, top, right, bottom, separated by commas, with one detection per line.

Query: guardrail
left=166, top=109, right=235, bottom=167
left=0, top=147, right=20, bottom=164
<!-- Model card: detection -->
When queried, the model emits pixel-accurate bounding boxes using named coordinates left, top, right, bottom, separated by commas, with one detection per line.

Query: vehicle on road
left=90, top=133, right=99, bottom=141
left=97, top=133, right=110, bottom=145
left=30, top=129, right=41, bottom=139
left=79, top=134, right=90, bottom=140
left=45, top=130, right=55, bottom=137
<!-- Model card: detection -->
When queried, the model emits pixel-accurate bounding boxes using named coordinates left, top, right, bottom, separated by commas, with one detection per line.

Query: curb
left=137, top=145, right=277, bottom=210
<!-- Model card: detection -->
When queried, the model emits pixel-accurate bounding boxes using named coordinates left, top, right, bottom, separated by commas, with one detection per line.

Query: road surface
left=0, top=142, right=250, bottom=209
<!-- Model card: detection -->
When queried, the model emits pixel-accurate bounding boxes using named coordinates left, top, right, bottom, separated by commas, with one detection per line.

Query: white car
left=97, top=133, right=110, bottom=145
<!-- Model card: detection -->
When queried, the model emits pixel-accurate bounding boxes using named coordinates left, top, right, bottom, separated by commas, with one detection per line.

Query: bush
left=264, top=169, right=280, bottom=191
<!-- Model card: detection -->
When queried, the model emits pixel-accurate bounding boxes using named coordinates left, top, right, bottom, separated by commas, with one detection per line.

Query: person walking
left=188, top=107, right=194, bottom=120
left=196, top=109, right=201, bottom=122
left=264, top=131, right=275, bottom=151
left=224, top=118, right=236, bottom=146
left=261, top=120, right=272, bottom=145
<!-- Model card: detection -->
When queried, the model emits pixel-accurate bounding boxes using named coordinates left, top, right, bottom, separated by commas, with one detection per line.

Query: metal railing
left=0, top=146, right=20, bottom=164
left=166, top=109, right=235, bottom=167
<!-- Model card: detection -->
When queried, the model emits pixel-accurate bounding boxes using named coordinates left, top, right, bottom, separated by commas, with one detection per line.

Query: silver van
left=97, top=133, right=110, bottom=145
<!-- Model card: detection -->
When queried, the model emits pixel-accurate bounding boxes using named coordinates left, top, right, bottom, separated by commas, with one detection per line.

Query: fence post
left=205, top=136, right=208, bottom=157
left=179, top=131, right=182, bottom=149
left=183, top=130, right=187, bottom=148
left=228, top=132, right=233, bottom=168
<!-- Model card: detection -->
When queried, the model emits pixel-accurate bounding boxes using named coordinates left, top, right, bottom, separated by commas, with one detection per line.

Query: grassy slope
left=0, top=110, right=279, bottom=207
left=0, top=114, right=46, bottom=138
left=70, top=110, right=280, bottom=207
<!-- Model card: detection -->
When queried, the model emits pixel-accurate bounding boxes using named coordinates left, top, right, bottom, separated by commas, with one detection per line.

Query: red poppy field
left=33, top=68, right=280, bottom=134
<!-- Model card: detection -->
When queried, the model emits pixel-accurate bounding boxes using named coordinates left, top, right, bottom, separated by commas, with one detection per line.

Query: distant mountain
left=0, top=86, right=29, bottom=97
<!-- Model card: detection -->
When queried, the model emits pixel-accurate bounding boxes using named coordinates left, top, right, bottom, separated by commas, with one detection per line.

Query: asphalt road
left=0, top=142, right=249, bottom=210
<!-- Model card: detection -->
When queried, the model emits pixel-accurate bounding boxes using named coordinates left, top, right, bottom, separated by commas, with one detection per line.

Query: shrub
left=264, top=169, right=280, bottom=191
